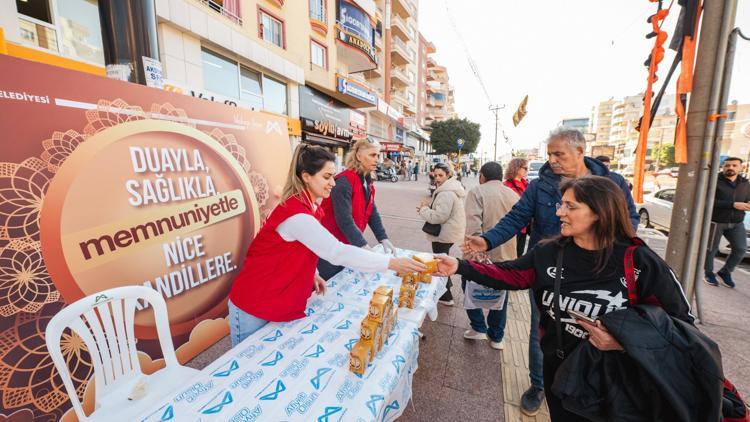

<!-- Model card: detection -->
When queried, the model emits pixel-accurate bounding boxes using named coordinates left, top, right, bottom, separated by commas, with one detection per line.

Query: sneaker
left=520, top=385, right=545, bottom=416
left=705, top=273, right=719, bottom=286
left=489, top=340, right=504, bottom=350
left=463, top=329, right=487, bottom=340
left=438, top=299, right=455, bottom=306
left=717, top=271, right=736, bottom=288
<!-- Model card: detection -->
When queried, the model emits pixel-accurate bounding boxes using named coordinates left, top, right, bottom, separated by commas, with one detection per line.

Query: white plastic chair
left=45, top=286, right=198, bottom=421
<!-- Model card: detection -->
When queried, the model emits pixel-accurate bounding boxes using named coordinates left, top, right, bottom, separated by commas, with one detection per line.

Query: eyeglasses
left=555, top=202, right=578, bottom=212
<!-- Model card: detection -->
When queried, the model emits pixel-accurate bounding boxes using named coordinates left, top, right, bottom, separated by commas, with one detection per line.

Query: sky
left=418, top=0, right=750, bottom=160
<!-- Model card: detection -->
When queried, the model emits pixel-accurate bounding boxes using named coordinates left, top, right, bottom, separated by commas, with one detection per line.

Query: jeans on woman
left=529, top=290, right=544, bottom=388
left=432, top=242, right=453, bottom=301
left=228, top=300, right=269, bottom=347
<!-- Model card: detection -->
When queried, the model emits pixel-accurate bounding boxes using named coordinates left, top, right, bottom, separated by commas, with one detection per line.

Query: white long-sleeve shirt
left=276, top=214, right=390, bottom=273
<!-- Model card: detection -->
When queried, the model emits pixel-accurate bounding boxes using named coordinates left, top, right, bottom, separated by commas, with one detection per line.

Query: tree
left=429, top=118, right=481, bottom=154
left=651, top=144, right=676, bottom=168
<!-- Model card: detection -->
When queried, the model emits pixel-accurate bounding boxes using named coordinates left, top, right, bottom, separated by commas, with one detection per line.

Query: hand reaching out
left=434, top=255, right=459, bottom=277
left=313, top=274, right=326, bottom=295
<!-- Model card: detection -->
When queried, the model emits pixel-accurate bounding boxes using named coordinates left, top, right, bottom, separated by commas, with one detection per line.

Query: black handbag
left=421, top=196, right=442, bottom=236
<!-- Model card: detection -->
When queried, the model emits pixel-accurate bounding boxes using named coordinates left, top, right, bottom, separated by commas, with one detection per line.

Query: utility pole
left=665, top=0, right=738, bottom=302
left=489, top=105, right=505, bottom=161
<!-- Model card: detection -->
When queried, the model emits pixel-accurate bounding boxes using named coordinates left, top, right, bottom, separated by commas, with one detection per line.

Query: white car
left=637, top=188, right=675, bottom=230
left=527, top=160, right=544, bottom=180
left=637, top=188, right=750, bottom=258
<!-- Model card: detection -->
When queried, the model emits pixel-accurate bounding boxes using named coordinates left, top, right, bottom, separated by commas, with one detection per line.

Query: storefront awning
left=303, top=132, right=352, bottom=148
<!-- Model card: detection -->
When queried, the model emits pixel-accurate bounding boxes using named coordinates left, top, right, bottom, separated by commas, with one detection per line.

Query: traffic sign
left=456, top=138, right=465, bottom=150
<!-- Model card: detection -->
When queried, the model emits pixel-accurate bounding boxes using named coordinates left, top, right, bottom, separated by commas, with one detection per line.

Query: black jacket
left=712, top=173, right=750, bottom=224
left=551, top=305, right=724, bottom=422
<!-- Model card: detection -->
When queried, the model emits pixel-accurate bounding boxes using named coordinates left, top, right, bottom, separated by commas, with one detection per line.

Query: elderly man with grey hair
left=461, top=126, right=639, bottom=416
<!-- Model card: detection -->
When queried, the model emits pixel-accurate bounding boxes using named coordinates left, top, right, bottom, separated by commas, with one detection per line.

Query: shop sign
left=376, top=98, right=404, bottom=125
left=350, top=110, right=367, bottom=139
left=335, top=28, right=378, bottom=65
left=299, top=85, right=353, bottom=141
left=336, top=75, right=377, bottom=105
left=338, top=0, right=374, bottom=48
left=395, top=126, right=405, bottom=143
left=142, top=56, right=164, bottom=89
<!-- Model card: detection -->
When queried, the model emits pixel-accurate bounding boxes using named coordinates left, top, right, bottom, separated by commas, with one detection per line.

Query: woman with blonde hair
left=319, top=139, right=395, bottom=279
left=504, top=157, right=530, bottom=256
left=229, top=144, right=426, bottom=346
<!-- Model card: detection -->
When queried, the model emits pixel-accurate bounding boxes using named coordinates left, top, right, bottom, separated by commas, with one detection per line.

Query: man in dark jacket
left=462, top=126, right=639, bottom=416
left=704, top=157, right=750, bottom=288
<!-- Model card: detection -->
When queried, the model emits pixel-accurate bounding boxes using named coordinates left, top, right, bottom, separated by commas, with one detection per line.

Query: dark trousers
left=432, top=242, right=453, bottom=301
left=704, top=222, right=747, bottom=275
left=516, top=233, right=528, bottom=257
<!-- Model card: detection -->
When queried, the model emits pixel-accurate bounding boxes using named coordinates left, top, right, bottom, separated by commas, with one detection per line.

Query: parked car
left=637, top=188, right=675, bottom=230
left=527, top=160, right=545, bottom=180
left=638, top=188, right=750, bottom=258
left=652, top=167, right=679, bottom=178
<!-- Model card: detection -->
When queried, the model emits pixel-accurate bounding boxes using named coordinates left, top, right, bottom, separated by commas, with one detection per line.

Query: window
left=240, top=67, right=264, bottom=110
left=201, top=48, right=240, bottom=99
left=309, top=0, right=326, bottom=22
left=259, top=9, right=284, bottom=48
left=57, top=0, right=104, bottom=65
left=310, top=40, right=327, bottom=68
left=655, top=189, right=675, bottom=202
left=262, top=75, right=287, bottom=115
left=407, top=92, right=415, bottom=105
left=407, top=70, right=415, bottom=83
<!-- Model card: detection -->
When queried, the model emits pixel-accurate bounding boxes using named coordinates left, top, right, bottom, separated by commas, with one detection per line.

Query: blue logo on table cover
left=359, top=288, right=370, bottom=296
left=258, top=379, right=286, bottom=401
left=333, top=302, right=344, bottom=312
left=263, top=329, right=283, bottom=342
left=345, top=338, right=358, bottom=351
left=261, top=351, right=284, bottom=366
left=304, top=344, right=326, bottom=358
left=392, top=355, right=405, bottom=374
left=201, top=391, right=233, bottom=414
left=310, top=367, right=334, bottom=390
left=383, top=400, right=400, bottom=420
left=317, top=406, right=343, bottom=422
left=306, top=307, right=316, bottom=316
left=366, top=395, right=384, bottom=417
left=160, top=405, right=174, bottom=421
left=212, top=360, right=239, bottom=377
left=336, top=319, right=352, bottom=330
left=301, top=324, right=319, bottom=334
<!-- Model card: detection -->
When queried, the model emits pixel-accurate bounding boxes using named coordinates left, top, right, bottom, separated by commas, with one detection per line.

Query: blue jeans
left=705, top=222, right=747, bottom=275
left=228, top=300, right=269, bottom=347
left=528, top=290, right=544, bottom=388
left=462, top=279, right=508, bottom=341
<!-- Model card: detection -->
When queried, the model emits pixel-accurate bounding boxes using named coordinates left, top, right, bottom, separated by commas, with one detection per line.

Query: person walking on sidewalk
left=704, top=157, right=750, bottom=288
left=418, top=162, right=466, bottom=305
left=461, top=127, right=639, bottom=416
left=318, top=139, right=395, bottom=280
left=504, top=158, right=530, bottom=257
left=412, top=160, right=420, bottom=181
left=439, top=176, right=693, bottom=422
left=228, top=145, right=426, bottom=346
left=462, top=162, right=519, bottom=350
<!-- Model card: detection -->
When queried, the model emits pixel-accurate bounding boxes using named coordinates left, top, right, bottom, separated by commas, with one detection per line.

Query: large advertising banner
left=0, top=55, right=291, bottom=421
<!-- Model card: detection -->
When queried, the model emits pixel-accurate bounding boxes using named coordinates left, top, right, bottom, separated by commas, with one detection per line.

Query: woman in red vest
left=504, top=158, right=530, bottom=257
left=319, top=139, right=394, bottom=279
left=228, top=144, right=426, bottom=346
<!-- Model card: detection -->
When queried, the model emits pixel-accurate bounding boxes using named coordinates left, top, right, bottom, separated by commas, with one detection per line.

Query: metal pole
left=692, top=27, right=744, bottom=318
left=489, top=105, right=504, bottom=161
left=679, top=0, right=737, bottom=300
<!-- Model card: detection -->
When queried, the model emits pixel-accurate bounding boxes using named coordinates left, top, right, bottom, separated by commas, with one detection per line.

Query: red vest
left=320, top=169, right=374, bottom=244
left=229, top=194, right=323, bottom=322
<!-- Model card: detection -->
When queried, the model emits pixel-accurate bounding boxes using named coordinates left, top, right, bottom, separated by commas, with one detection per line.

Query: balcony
left=390, top=36, right=412, bottom=66
left=364, top=64, right=383, bottom=79
left=309, top=1, right=328, bottom=34
left=391, top=89, right=409, bottom=108
left=391, top=15, right=413, bottom=41
left=197, top=0, right=243, bottom=25
left=391, top=67, right=409, bottom=87
left=392, top=0, right=416, bottom=18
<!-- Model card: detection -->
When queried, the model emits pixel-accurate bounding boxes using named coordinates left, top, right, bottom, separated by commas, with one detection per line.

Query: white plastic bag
left=463, top=280, right=507, bottom=310
left=462, top=251, right=507, bottom=310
